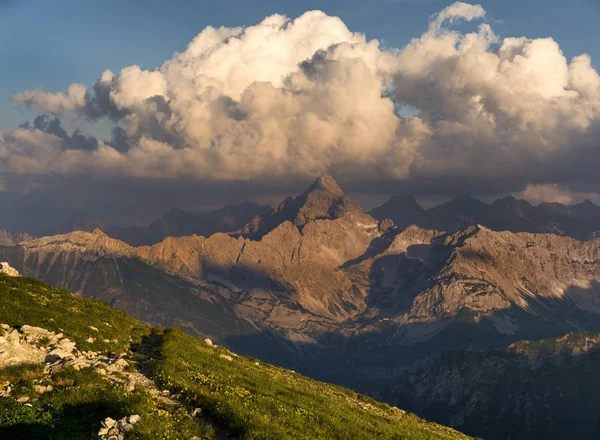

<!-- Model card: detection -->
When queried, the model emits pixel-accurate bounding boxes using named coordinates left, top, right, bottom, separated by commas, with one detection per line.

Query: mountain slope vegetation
left=0, top=274, right=469, bottom=439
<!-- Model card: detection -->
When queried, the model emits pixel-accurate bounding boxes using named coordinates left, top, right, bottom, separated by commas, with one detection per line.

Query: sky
left=1, top=0, right=600, bottom=231
left=2, top=0, right=599, bottom=131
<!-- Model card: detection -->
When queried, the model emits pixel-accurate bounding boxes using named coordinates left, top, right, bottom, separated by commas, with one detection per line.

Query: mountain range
left=55, top=201, right=270, bottom=246
left=370, top=193, right=600, bottom=240
left=1, top=175, right=600, bottom=438
left=16, top=181, right=600, bottom=246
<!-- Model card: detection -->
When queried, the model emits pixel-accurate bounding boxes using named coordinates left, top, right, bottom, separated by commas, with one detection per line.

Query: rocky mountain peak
left=370, top=194, right=425, bottom=229
left=307, top=174, right=344, bottom=196
left=56, top=212, right=105, bottom=234
left=242, top=174, right=367, bottom=239
left=579, top=199, right=598, bottom=208
left=433, top=194, right=489, bottom=214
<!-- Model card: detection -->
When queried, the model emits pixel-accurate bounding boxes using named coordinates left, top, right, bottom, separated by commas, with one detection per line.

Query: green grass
left=153, top=328, right=471, bottom=440
left=0, top=365, right=210, bottom=439
left=0, top=274, right=148, bottom=354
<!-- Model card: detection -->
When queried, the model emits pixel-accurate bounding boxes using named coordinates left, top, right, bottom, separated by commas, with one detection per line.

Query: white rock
left=0, top=262, right=20, bottom=277
left=114, top=358, right=128, bottom=368
left=204, top=338, right=213, bottom=346
left=20, top=325, right=54, bottom=342
left=33, top=384, right=53, bottom=394
left=7, top=329, right=21, bottom=345
left=128, top=414, right=141, bottom=424
left=103, top=417, right=117, bottom=429
left=48, top=348, right=74, bottom=360
left=219, top=354, right=233, bottom=361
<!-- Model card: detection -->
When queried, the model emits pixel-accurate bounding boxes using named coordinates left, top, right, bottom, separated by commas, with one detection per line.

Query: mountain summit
left=242, top=174, right=367, bottom=239
left=308, top=174, right=345, bottom=196
left=369, top=195, right=425, bottom=229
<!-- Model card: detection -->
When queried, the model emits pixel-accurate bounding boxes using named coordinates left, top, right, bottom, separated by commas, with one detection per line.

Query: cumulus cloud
left=12, top=83, right=87, bottom=114
left=517, top=184, right=600, bottom=206
left=3, top=2, right=600, bottom=200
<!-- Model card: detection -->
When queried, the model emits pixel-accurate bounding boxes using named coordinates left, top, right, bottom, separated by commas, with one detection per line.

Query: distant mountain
left=54, top=212, right=105, bottom=234
left=0, top=229, right=34, bottom=246
left=108, top=201, right=271, bottom=245
left=423, top=195, right=489, bottom=231
left=369, top=195, right=425, bottom=229
left=391, top=332, right=600, bottom=440
left=574, top=199, right=600, bottom=224
left=55, top=202, right=270, bottom=246
left=371, top=194, right=600, bottom=240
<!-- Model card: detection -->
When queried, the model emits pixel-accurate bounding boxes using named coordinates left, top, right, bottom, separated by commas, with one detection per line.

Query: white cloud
left=12, top=83, right=87, bottom=115
left=517, top=184, right=600, bottom=206
left=3, top=2, right=600, bottom=195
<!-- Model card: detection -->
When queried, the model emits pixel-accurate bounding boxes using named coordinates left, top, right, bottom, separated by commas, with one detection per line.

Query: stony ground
left=0, top=322, right=216, bottom=439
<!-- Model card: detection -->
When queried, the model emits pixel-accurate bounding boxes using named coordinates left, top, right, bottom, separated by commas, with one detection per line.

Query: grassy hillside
left=0, top=274, right=148, bottom=354
left=0, top=274, right=470, bottom=439
left=153, top=328, right=471, bottom=440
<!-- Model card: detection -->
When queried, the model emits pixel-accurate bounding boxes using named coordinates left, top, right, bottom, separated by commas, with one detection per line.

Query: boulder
left=0, top=262, right=20, bottom=277
left=20, top=325, right=55, bottom=343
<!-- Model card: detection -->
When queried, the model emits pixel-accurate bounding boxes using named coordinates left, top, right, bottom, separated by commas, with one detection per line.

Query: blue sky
left=1, top=0, right=599, bottom=131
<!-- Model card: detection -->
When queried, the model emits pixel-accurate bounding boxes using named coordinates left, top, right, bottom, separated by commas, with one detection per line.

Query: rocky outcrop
left=0, top=323, right=130, bottom=375
left=98, top=415, right=141, bottom=440
left=0, top=262, right=20, bottom=276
